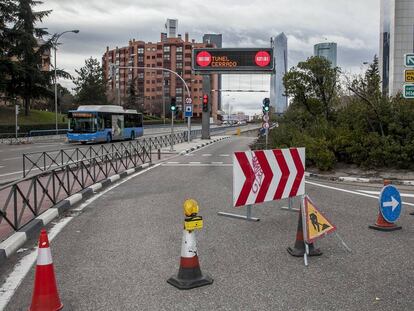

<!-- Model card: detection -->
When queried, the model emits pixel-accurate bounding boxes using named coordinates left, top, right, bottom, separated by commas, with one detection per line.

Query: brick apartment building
left=102, top=27, right=219, bottom=120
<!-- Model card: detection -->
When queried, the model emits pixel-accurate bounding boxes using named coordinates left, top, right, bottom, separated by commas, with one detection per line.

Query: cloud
left=37, top=0, right=380, bottom=114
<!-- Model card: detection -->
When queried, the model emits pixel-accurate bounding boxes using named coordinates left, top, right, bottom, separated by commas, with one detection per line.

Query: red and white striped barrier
left=233, top=148, right=305, bottom=207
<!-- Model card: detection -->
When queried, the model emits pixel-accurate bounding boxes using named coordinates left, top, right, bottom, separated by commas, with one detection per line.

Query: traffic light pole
left=170, top=112, right=175, bottom=151
left=265, top=111, right=268, bottom=149
left=202, top=75, right=211, bottom=140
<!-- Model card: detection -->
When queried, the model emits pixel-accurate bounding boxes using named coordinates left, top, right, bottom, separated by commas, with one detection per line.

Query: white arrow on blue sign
left=405, top=54, right=414, bottom=67
left=379, top=185, right=402, bottom=223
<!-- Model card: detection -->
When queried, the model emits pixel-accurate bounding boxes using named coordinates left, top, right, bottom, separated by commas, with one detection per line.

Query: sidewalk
left=306, top=166, right=414, bottom=186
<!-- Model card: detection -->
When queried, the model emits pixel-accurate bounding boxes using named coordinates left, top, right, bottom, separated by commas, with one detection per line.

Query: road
left=0, top=124, right=239, bottom=185
left=1, top=136, right=413, bottom=310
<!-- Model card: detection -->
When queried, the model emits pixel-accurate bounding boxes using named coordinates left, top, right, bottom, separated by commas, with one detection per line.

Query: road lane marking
left=189, top=162, right=201, bottom=164
left=0, top=163, right=161, bottom=310
left=2, top=157, right=22, bottom=161
left=167, top=162, right=180, bottom=164
left=162, top=163, right=232, bottom=167
left=306, top=181, right=414, bottom=207
left=202, top=154, right=212, bottom=157
left=219, top=154, right=230, bottom=157
left=357, top=190, right=414, bottom=198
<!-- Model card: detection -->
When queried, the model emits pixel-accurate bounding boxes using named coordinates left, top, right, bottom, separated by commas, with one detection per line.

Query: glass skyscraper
left=379, top=0, right=414, bottom=96
left=270, top=33, right=288, bottom=114
left=314, top=42, right=337, bottom=67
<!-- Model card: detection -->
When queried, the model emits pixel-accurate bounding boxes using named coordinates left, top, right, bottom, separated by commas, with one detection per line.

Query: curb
left=179, top=136, right=230, bottom=155
left=0, top=162, right=151, bottom=265
left=305, top=172, right=414, bottom=186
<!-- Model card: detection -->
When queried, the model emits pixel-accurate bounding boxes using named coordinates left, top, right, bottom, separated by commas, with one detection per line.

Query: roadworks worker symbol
left=302, top=195, right=336, bottom=243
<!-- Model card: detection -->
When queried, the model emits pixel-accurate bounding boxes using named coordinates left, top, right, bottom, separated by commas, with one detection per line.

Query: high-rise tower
left=379, top=0, right=414, bottom=96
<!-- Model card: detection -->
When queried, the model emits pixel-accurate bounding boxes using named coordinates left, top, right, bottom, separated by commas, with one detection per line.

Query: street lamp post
left=54, top=29, right=79, bottom=134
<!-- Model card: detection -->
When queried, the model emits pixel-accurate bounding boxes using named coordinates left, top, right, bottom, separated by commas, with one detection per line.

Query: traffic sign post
left=403, top=84, right=414, bottom=98
left=404, top=69, right=414, bottom=83
left=185, top=98, right=192, bottom=142
left=405, top=54, right=414, bottom=67
left=379, top=185, right=402, bottom=223
left=369, top=182, right=403, bottom=231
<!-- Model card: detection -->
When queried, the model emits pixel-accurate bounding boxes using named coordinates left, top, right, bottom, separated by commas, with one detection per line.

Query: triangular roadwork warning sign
left=302, top=195, right=336, bottom=243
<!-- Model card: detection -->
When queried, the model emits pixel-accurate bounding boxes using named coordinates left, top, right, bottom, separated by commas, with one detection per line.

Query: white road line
left=0, top=163, right=161, bottom=310
left=306, top=181, right=414, bottom=207
left=184, top=154, right=194, bottom=156
left=189, top=162, right=201, bottom=164
left=2, top=157, right=22, bottom=161
left=219, top=154, right=230, bottom=157
left=167, top=162, right=180, bottom=164
left=162, top=163, right=232, bottom=167
left=202, top=154, right=212, bottom=157
left=357, top=190, right=414, bottom=198
left=212, top=162, right=223, bottom=164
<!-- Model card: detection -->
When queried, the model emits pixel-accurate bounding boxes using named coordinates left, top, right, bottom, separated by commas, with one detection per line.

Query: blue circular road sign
left=379, top=185, right=402, bottom=223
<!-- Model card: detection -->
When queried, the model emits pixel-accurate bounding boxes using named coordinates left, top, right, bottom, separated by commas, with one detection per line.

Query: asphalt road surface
left=2, top=136, right=414, bottom=310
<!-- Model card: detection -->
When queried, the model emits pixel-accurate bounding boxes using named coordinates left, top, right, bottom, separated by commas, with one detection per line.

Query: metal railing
left=0, top=140, right=151, bottom=241
left=22, top=131, right=188, bottom=177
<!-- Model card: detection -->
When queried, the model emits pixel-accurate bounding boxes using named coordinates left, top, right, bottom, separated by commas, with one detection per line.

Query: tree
left=124, top=78, right=143, bottom=112
left=283, top=56, right=340, bottom=122
left=73, top=57, right=108, bottom=105
left=347, top=55, right=387, bottom=137
left=0, top=0, right=17, bottom=95
left=7, top=0, right=58, bottom=115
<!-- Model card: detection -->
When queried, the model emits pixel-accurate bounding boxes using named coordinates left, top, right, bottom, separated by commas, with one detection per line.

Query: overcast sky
left=38, top=0, right=380, bottom=115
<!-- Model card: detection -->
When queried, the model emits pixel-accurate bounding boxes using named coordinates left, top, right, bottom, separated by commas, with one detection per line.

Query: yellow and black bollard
left=167, top=199, right=213, bottom=290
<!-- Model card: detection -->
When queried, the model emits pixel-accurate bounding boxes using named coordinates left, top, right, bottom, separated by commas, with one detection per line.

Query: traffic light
left=262, top=97, right=270, bottom=114
left=202, top=94, right=209, bottom=112
left=171, top=97, right=177, bottom=113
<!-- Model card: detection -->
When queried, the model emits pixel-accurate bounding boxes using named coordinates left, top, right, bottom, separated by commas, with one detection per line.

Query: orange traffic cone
left=287, top=211, right=322, bottom=257
left=167, top=230, right=213, bottom=290
left=29, top=229, right=63, bottom=311
left=369, top=180, right=402, bottom=231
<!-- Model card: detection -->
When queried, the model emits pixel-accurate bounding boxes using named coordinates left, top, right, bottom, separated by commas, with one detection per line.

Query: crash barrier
left=22, top=125, right=241, bottom=178
left=218, top=147, right=350, bottom=266
left=0, top=141, right=151, bottom=241
left=29, top=129, right=69, bottom=137
left=167, top=199, right=213, bottom=290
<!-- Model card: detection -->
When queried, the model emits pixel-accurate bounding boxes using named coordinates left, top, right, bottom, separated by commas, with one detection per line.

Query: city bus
left=67, top=105, right=143, bottom=143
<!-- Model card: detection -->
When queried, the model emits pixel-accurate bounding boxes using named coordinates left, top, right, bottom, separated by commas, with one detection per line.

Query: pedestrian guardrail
left=0, top=140, right=152, bottom=242
left=22, top=131, right=188, bottom=177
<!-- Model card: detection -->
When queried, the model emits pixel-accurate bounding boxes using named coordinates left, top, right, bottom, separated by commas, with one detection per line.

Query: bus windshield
left=69, top=117, right=96, bottom=133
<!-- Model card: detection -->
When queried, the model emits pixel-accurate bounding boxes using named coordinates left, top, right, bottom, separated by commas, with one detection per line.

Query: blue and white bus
left=67, top=105, right=143, bottom=144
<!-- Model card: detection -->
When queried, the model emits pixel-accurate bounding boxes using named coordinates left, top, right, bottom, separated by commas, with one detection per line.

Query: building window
left=176, top=88, right=182, bottom=94
left=176, top=96, right=182, bottom=103
left=138, top=56, right=144, bottom=62
left=138, top=48, right=144, bottom=54
left=176, top=63, right=183, bottom=69
left=176, top=54, right=183, bottom=61
left=163, top=54, right=170, bottom=61
left=177, top=46, right=183, bottom=53
left=152, top=47, right=156, bottom=51
left=146, top=56, right=150, bottom=59
left=163, top=72, right=170, bottom=77
left=146, top=47, right=151, bottom=51
left=163, top=46, right=170, bottom=52
left=138, top=73, right=144, bottom=79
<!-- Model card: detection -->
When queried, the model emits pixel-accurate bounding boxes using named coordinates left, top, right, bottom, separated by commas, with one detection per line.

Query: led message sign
left=192, top=48, right=274, bottom=72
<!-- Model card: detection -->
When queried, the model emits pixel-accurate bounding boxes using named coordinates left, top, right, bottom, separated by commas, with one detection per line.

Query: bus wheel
left=106, top=133, right=112, bottom=143
left=130, top=131, right=135, bottom=140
